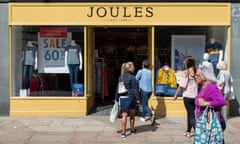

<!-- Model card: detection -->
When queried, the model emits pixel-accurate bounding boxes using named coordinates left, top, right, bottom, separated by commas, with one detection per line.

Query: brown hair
left=142, top=59, right=149, bottom=68
left=183, top=57, right=196, bottom=73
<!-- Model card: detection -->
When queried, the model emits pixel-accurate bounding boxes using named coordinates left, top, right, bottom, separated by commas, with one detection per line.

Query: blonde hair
left=120, top=63, right=126, bottom=75
left=124, top=61, right=134, bottom=72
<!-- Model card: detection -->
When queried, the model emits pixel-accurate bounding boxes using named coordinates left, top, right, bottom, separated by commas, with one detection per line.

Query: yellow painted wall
left=8, top=2, right=231, bottom=116
left=9, top=3, right=230, bottom=26
left=149, top=96, right=186, bottom=117
left=10, top=97, right=88, bottom=116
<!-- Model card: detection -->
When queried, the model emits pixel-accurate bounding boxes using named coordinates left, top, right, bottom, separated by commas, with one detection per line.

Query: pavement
left=0, top=115, right=240, bottom=144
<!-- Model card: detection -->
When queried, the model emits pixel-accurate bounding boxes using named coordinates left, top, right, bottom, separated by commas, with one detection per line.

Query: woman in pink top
left=174, top=57, right=198, bottom=138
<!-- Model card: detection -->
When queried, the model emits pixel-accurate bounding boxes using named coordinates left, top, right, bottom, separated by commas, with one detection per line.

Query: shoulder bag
left=194, top=89, right=224, bottom=144
left=118, top=81, right=128, bottom=94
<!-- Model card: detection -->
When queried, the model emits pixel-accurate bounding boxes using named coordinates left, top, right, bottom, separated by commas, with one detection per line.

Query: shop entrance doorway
left=92, top=27, right=149, bottom=115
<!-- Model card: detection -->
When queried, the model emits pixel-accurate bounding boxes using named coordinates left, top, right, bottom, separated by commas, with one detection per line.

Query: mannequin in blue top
left=65, top=40, right=83, bottom=95
left=20, top=41, right=38, bottom=97
left=205, top=38, right=223, bottom=75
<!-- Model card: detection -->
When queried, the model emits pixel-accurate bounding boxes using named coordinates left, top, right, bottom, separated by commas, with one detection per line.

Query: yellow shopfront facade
left=9, top=2, right=231, bottom=116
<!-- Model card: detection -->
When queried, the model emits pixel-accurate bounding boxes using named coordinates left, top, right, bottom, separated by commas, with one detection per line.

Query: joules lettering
left=87, top=6, right=153, bottom=18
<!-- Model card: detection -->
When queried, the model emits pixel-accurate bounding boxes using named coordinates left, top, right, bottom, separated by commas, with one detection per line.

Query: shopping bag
left=194, top=106, right=224, bottom=144
left=109, top=101, right=119, bottom=123
left=209, top=109, right=224, bottom=144
left=72, top=83, right=84, bottom=96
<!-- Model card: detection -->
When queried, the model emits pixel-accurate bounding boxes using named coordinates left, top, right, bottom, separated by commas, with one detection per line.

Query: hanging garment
left=101, top=65, right=109, bottom=97
left=156, top=68, right=177, bottom=88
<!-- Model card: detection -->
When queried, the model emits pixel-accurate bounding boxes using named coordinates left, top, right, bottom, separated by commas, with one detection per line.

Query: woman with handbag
left=115, top=61, right=141, bottom=138
left=174, top=57, right=198, bottom=138
left=195, top=65, right=226, bottom=143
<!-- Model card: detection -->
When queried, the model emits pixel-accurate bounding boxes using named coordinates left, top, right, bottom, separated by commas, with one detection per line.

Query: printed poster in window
left=38, top=27, right=71, bottom=73
left=171, top=35, right=205, bottom=83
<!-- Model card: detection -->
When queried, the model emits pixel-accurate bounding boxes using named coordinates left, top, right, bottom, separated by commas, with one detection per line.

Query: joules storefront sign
left=86, top=6, right=154, bottom=18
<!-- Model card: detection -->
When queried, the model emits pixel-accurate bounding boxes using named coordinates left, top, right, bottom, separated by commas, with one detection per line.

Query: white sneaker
left=140, top=117, right=146, bottom=122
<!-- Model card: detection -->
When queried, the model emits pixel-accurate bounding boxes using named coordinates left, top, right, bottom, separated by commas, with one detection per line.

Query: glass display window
left=11, top=26, right=84, bottom=97
left=154, top=26, right=228, bottom=97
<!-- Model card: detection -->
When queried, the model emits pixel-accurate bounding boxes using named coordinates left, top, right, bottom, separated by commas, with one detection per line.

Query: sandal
left=183, top=132, right=192, bottom=138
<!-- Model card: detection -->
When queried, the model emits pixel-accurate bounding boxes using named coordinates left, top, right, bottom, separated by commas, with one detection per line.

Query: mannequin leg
left=71, top=64, right=79, bottom=96
left=73, top=64, right=79, bottom=84
left=68, top=64, right=74, bottom=89
left=22, top=65, right=28, bottom=89
left=27, top=65, right=33, bottom=96
left=27, top=65, right=33, bottom=89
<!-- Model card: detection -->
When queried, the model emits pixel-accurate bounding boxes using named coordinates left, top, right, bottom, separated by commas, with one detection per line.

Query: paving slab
left=0, top=116, right=239, bottom=144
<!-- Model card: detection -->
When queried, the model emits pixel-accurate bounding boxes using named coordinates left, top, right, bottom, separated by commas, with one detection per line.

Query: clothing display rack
left=95, top=57, right=108, bottom=102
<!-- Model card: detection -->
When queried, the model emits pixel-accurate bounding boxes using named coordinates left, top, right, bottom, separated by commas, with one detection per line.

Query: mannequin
left=199, top=53, right=214, bottom=73
left=206, top=38, right=223, bottom=75
left=65, top=40, right=83, bottom=96
left=216, top=61, right=235, bottom=121
left=20, top=41, right=38, bottom=96
left=156, top=64, right=177, bottom=88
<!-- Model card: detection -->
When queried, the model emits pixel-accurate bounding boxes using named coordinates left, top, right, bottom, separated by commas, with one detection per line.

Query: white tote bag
left=109, top=102, right=119, bottom=123
left=118, top=81, right=128, bottom=94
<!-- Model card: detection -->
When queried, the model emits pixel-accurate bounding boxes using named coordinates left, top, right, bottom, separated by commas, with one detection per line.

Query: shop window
left=154, top=26, right=228, bottom=97
left=11, top=26, right=84, bottom=97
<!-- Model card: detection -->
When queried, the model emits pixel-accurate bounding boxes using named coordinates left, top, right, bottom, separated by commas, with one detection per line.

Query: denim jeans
left=183, top=97, right=196, bottom=132
left=22, top=65, right=33, bottom=89
left=68, top=64, right=79, bottom=90
left=140, top=89, right=153, bottom=118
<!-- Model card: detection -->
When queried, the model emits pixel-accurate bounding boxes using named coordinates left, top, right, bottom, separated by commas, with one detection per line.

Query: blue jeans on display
left=212, top=62, right=219, bottom=76
left=22, top=65, right=33, bottom=89
left=140, top=89, right=153, bottom=118
left=68, top=64, right=79, bottom=90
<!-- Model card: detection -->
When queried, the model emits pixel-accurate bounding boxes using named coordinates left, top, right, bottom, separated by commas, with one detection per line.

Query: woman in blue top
left=136, top=59, right=154, bottom=124
left=115, top=61, right=140, bottom=138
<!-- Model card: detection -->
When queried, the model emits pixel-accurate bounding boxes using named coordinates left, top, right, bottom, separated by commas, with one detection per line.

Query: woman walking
left=136, top=59, right=155, bottom=125
left=173, top=57, right=198, bottom=138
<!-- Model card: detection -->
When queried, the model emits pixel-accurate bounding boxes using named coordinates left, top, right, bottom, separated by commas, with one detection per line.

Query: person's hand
left=136, top=100, right=141, bottom=105
left=198, top=98, right=205, bottom=106
left=79, top=65, right=82, bottom=71
left=64, top=65, right=68, bottom=73
left=198, top=98, right=210, bottom=107
left=34, top=64, right=37, bottom=70
left=173, top=95, right=178, bottom=101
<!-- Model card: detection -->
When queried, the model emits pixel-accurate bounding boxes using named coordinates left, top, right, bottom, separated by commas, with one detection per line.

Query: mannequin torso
left=23, top=41, right=37, bottom=66
left=205, top=38, right=223, bottom=75
left=65, top=40, right=83, bottom=70
left=65, top=43, right=82, bottom=64
left=200, top=53, right=214, bottom=73
left=205, top=38, right=223, bottom=63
